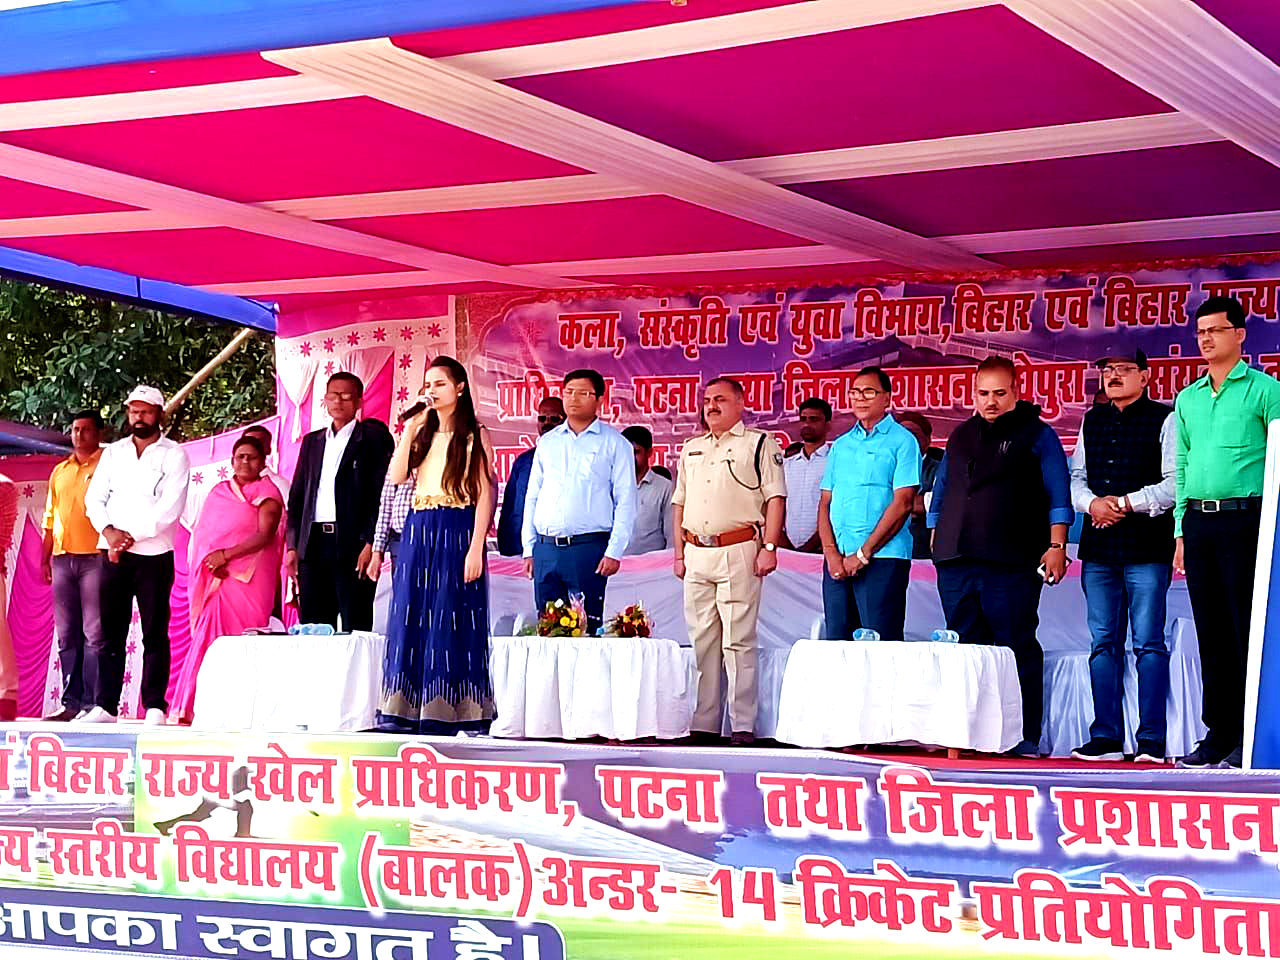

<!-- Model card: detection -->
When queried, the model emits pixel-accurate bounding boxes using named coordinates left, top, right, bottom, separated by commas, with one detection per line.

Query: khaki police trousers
left=683, top=539, right=761, bottom=734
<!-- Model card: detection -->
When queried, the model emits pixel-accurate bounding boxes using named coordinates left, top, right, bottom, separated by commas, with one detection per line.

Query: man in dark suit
left=285, top=372, right=393, bottom=631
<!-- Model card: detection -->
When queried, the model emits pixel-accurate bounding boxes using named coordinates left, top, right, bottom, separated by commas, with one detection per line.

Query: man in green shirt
left=1174, top=295, right=1280, bottom=767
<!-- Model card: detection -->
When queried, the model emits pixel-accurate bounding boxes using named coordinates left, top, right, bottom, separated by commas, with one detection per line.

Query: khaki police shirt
left=673, top=422, right=787, bottom=536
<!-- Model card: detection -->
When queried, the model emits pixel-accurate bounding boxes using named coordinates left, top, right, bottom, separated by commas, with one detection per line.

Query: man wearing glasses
left=497, top=396, right=564, bottom=556
left=816, top=368, right=919, bottom=642
left=1175, top=296, right=1280, bottom=767
left=522, top=370, right=635, bottom=633
left=285, top=372, right=393, bottom=631
left=928, top=356, right=1073, bottom=757
left=1069, top=349, right=1175, bottom=764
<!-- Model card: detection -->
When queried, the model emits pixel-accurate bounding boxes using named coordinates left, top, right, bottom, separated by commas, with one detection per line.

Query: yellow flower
left=560, top=617, right=571, bottom=627
left=572, top=628, right=583, bottom=636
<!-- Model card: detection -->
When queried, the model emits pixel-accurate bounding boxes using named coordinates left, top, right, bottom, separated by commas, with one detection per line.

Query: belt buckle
left=554, top=535, right=572, bottom=547
left=695, top=534, right=717, bottom=547
left=1202, top=499, right=1220, bottom=513
left=321, top=522, right=336, bottom=533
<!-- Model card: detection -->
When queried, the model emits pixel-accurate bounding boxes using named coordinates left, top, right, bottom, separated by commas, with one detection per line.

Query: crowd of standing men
left=2, top=295, right=1274, bottom=767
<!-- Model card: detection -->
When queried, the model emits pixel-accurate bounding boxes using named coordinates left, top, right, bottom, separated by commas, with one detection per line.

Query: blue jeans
left=821, top=559, right=910, bottom=642
left=1082, top=561, right=1171, bottom=747
left=532, top=536, right=609, bottom=633
left=51, top=553, right=104, bottom=712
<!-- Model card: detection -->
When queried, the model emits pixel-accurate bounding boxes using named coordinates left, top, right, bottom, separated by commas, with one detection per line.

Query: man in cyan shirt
left=1175, top=296, right=1280, bottom=768
left=817, top=368, right=919, bottom=642
left=522, top=370, right=635, bottom=633
left=41, top=410, right=104, bottom=721
left=84, top=386, right=190, bottom=725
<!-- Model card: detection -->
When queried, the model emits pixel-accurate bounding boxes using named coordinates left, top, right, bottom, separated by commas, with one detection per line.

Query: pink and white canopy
left=1, top=0, right=1278, bottom=312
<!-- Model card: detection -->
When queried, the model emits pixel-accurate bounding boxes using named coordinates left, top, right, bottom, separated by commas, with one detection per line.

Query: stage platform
left=0, top=723, right=1273, bottom=959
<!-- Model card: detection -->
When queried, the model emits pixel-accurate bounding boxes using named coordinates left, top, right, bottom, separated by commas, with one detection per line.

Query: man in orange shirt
left=41, top=411, right=104, bottom=721
left=0, top=470, right=17, bottom=722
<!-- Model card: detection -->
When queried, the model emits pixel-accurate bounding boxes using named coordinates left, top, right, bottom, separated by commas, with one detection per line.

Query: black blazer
left=286, top=418, right=394, bottom=558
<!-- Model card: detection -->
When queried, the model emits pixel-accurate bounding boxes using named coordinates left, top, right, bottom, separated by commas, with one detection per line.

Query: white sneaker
left=143, top=709, right=167, bottom=727
left=74, top=708, right=88, bottom=720
left=76, top=707, right=116, bottom=724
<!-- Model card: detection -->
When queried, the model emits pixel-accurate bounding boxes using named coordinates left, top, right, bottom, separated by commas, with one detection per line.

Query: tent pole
left=164, top=327, right=255, bottom=418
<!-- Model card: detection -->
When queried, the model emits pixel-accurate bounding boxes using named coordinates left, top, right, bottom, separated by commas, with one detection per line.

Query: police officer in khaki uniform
left=673, top=377, right=786, bottom=746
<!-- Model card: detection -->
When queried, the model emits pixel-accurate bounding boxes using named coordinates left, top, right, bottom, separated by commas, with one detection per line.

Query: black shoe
left=1071, top=738, right=1123, bottom=761
left=685, top=730, right=722, bottom=746
left=1223, top=746, right=1243, bottom=768
left=1134, top=740, right=1166, bottom=764
left=1177, top=740, right=1230, bottom=767
left=43, top=706, right=78, bottom=722
left=729, top=731, right=756, bottom=747
left=1006, top=739, right=1040, bottom=758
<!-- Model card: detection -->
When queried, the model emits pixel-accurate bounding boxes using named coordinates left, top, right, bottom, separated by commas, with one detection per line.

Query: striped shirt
left=372, top=474, right=415, bottom=552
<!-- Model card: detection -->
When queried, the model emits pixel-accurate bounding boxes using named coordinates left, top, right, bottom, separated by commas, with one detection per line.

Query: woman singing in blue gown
left=378, top=355, right=495, bottom=734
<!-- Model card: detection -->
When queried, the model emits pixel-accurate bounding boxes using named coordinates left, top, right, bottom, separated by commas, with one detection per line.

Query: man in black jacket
left=926, top=356, right=1074, bottom=757
left=285, top=372, right=393, bottom=631
left=1068, top=349, right=1175, bottom=764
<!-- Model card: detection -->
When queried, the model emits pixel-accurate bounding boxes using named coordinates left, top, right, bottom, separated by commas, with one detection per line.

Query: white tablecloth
left=489, top=635, right=693, bottom=741
left=193, top=632, right=386, bottom=732
left=480, top=551, right=1202, bottom=752
left=774, top=639, right=1023, bottom=753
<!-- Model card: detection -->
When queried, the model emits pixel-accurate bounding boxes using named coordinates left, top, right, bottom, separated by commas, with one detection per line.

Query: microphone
left=398, top=395, right=433, bottom=423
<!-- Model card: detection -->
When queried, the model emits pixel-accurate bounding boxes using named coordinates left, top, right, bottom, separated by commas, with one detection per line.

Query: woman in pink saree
left=174, top=435, right=284, bottom=721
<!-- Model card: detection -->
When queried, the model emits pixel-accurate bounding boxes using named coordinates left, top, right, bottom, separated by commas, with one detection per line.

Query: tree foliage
left=0, top=278, right=275, bottom=442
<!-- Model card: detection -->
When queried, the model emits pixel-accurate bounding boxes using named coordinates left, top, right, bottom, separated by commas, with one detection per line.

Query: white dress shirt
left=85, top=435, right=191, bottom=555
left=521, top=418, right=637, bottom=559
left=626, top=469, right=675, bottom=555
left=1070, top=415, right=1177, bottom=515
left=314, top=419, right=355, bottom=524
left=782, top=441, right=831, bottom=548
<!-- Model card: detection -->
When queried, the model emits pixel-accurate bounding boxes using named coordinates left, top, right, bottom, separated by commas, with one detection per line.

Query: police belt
left=682, top=526, right=757, bottom=549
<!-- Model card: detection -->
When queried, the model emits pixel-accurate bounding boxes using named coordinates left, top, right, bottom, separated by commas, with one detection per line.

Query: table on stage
left=192, top=631, right=386, bottom=732
left=489, top=635, right=694, bottom=741
left=774, top=639, right=1024, bottom=754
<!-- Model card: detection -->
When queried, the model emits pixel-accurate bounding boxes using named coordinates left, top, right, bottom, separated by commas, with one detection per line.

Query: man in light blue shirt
left=522, top=369, right=636, bottom=631
left=817, top=367, right=920, bottom=642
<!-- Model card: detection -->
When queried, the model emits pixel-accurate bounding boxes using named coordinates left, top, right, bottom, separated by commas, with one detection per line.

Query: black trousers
left=936, top=558, right=1044, bottom=746
left=1182, top=507, right=1262, bottom=752
left=98, top=551, right=174, bottom=714
left=298, top=526, right=375, bottom=632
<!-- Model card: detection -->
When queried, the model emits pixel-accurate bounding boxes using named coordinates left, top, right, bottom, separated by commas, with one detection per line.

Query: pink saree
left=174, top=477, right=284, bottom=720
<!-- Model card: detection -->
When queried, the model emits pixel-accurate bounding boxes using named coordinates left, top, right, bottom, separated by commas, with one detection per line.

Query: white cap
left=126, top=385, right=165, bottom=408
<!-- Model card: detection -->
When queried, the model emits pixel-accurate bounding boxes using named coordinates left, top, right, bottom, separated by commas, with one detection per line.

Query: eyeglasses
left=324, top=391, right=358, bottom=402
left=1196, top=325, right=1237, bottom=339
left=537, top=415, right=563, bottom=424
left=561, top=388, right=597, bottom=399
left=850, top=387, right=884, bottom=400
left=1100, top=364, right=1141, bottom=376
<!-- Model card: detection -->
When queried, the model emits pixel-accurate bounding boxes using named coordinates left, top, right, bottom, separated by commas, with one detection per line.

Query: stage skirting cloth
left=192, top=631, right=386, bottom=732
left=489, top=635, right=693, bottom=741
left=481, top=550, right=1204, bottom=756
left=775, top=639, right=1022, bottom=753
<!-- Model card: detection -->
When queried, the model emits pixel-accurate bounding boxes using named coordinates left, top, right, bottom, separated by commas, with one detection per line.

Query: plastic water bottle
left=930, top=629, right=961, bottom=643
left=851, top=628, right=880, bottom=642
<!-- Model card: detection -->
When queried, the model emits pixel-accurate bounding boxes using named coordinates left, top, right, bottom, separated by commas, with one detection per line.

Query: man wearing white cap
left=83, top=386, right=190, bottom=724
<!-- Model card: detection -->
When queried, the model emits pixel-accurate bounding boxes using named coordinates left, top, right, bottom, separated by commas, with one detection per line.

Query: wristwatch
left=1049, top=542, right=1066, bottom=550
left=856, top=547, right=870, bottom=563
left=762, top=542, right=777, bottom=552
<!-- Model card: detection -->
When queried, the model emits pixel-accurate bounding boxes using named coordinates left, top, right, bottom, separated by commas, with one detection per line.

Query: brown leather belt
left=682, top=526, right=756, bottom=548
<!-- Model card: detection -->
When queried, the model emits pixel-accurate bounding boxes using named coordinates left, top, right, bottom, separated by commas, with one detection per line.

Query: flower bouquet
left=602, top=602, right=653, bottom=638
left=536, top=594, right=588, bottom=637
